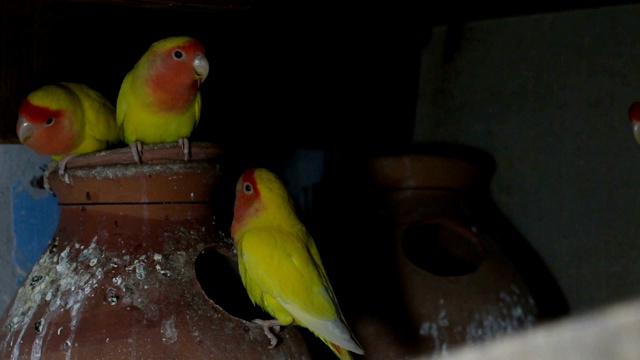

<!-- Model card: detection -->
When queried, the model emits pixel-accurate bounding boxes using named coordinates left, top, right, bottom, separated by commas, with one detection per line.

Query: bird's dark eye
left=45, top=117, right=54, bottom=125
left=243, top=182, right=253, bottom=194
left=173, top=50, right=184, bottom=60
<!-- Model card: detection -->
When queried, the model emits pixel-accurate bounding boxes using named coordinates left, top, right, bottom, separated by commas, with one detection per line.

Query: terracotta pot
left=319, top=144, right=568, bottom=359
left=0, top=143, right=311, bottom=359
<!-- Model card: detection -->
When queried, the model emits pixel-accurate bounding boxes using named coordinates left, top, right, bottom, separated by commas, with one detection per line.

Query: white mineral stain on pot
left=126, top=257, right=147, bottom=280
left=155, top=264, right=171, bottom=277
left=30, top=318, right=46, bottom=359
left=1, top=239, right=105, bottom=360
left=419, top=284, right=536, bottom=357
left=1, top=235, right=193, bottom=359
left=161, top=315, right=178, bottom=344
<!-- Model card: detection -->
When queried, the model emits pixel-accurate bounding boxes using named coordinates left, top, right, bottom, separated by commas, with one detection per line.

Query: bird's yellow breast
left=236, top=225, right=336, bottom=325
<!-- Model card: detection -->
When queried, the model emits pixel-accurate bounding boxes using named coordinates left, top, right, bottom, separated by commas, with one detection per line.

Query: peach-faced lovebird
left=231, top=168, right=364, bottom=360
left=16, top=82, right=121, bottom=190
left=629, top=100, right=640, bottom=144
left=116, top=36, right=209, bottom=164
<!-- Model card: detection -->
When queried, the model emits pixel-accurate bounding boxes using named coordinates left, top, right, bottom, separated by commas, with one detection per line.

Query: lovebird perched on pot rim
left=231, top=168, right=364, bottom=360
left=116, top=36, right=209, bottom=164
left=16, top=82, right=121, bottom=189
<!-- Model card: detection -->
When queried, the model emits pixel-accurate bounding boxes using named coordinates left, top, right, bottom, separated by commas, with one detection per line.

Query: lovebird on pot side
left=231, top=167, right=364, bottom=360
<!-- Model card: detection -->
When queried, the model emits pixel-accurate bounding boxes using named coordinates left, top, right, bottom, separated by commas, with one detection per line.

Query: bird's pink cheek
left=24, top=138, right=53, bottom=155
left=25, top=142, right=55, bottom=156
left=26, top=132, right=75, bottom=156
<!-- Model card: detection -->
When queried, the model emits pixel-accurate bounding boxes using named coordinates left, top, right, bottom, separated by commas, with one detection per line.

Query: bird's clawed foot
left=42, top=155, right=77, bottom=192
left=57, top=154, right=78, bottom=185
left=252, top=319, right=281, bottom=348
left=178, top=137, right=191, bottom=161
left=130, top=141, right=143, bottom=164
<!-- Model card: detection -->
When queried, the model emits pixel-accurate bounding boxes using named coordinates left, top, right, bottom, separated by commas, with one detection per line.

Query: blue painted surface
left=10, top=180, right=60, bottom=285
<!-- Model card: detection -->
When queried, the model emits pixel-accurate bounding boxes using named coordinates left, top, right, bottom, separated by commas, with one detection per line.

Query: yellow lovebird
left=16, top=82, right=121, bottom=189
left=116, top=36, right=209, bottom=163
left=231, top=168, right=364, bottom=360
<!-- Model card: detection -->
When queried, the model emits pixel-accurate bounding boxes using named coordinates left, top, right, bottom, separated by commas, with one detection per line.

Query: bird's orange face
left=17, top=98, right=77, bottom=157
left=146, top=38, right=210, bottom=111
left=231, top=168, right=262, bottom=238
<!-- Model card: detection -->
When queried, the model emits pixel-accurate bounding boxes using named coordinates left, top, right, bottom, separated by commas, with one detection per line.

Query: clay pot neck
left=48, top=142, right=224, bottom=205
left=367, top=152, right=494, bottom=192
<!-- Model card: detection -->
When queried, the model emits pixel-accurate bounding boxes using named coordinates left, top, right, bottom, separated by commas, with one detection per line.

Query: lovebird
left=231, top=168, right=364, bottom=360
left=629, top=100, right=640, bottom=144
left=116, top=36, right=209, bottom=164
left=16, top=82, right=121, bottom=189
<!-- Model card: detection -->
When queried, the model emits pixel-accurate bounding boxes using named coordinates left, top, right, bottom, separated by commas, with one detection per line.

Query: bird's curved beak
left=193, top=53, right=209, bottom=86
left=633, top=121, right=640, bottom=145
left=16, top=116, right=34, bottom=143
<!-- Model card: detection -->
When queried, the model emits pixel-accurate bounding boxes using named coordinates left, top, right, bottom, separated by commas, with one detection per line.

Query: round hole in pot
left=401, top=220, right=484, bottom=276
left=194, top=247, right=269, bottom=321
